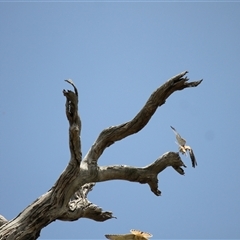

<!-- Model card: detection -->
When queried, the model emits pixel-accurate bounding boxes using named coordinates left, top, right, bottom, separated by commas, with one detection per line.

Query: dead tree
left=0, top=71, right=202, bottom=240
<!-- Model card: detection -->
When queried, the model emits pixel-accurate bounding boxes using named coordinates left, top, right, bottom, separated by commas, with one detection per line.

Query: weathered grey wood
left=0, top=72, right=202, bottom=239
left=0, top=216, right=7, bottom=228
left=97, top=152, right=186, bottom=196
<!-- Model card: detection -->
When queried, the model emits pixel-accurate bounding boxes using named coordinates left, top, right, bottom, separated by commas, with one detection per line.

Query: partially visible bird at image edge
left=105, top=229, right=153, bottom=240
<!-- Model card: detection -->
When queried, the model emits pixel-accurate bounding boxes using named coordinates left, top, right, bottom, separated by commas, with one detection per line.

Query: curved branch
left=97, top=152, right=186, bottom=196
left=84, top=71, right=202, bottom=164
left=65, top=79, right=78, bottom=97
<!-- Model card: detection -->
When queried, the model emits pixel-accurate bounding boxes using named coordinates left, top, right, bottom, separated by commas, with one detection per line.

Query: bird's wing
left=185, top=146, right=197, bottom=168
left=170, top=126, right=186, bottom=146
left=170, top=125, right=178, bottom=134
left=105, top=234, right=135, bottom=240
left=130, top=229, right=153, bottom=239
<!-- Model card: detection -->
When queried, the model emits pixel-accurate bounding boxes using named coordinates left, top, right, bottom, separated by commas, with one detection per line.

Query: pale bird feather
left=170, top=126, right=197, bottom=168
left=105, top=230, right=152, bottom=240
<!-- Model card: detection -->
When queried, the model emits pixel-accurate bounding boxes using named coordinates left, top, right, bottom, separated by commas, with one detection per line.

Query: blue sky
left=0, top=2, right=240, bottom=240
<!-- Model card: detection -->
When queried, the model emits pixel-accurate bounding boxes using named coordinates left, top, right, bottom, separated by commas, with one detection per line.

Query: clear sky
left=0, top=1, right=240, bottom=240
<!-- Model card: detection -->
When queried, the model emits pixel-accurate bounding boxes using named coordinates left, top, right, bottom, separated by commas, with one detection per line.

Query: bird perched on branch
left=170, top=126, right=197, bottom=168
left=105, top=229, right=152, bottom=240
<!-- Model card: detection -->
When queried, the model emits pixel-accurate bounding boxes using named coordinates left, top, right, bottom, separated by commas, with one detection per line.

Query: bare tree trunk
left=0, top=71, right=202, bottom=240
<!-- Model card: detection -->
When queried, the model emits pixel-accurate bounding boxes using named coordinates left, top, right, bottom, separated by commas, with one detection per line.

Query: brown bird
left=105, top=229, right=152, bottom=240
left=170, top=126, right=197, bottom=168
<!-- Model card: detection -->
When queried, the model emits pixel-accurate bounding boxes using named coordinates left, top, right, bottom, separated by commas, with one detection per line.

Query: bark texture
left=0, top=71, right=202, bottom=239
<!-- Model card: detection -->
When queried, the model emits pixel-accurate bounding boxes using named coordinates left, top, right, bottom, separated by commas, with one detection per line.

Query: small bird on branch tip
left=170, top=126, right=197, bottom=168
left=105, top=229, right=152, bottom=240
